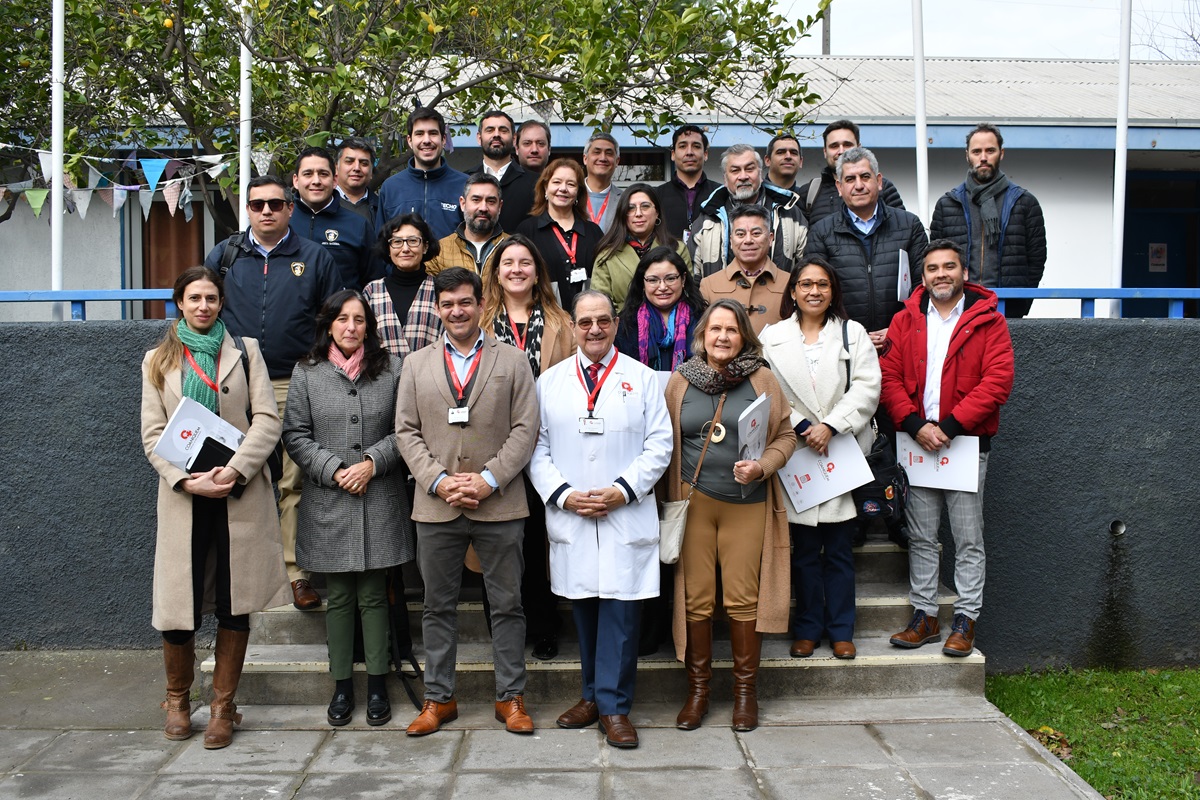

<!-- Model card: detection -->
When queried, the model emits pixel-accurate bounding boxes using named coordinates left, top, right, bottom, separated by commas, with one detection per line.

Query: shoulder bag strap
left=687, top=392, right=727, bottom=489
left=841, top=319, right=850, bottom=394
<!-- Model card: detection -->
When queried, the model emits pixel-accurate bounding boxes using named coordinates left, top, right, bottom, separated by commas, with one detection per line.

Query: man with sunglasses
left=204, top=174, right=341, bottom=612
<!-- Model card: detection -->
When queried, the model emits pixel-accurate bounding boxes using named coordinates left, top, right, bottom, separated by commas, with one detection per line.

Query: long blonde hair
left=146, top=266, right=225, bottom=389
left=481, top=235, right=570, bottom=332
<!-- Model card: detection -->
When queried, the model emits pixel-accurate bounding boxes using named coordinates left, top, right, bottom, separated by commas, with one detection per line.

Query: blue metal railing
left=3, top=288, right=1200, bottom=321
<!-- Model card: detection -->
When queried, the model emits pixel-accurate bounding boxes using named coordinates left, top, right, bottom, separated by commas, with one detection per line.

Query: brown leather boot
left=675, top=619, right=712, bottom=730
left=729, top=618, right=762, bottom=732
left=204, top=628, right=249, bottom=750
left=161, top=637, right=195, bottom=741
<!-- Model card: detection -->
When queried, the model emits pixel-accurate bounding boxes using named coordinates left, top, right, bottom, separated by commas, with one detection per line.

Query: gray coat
left=282, top=354, right=414, bottom=572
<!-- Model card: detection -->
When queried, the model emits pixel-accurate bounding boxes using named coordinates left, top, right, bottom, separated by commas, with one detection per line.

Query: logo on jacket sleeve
left=324, top=229, right=339, bottom=243
left=291, top=261, right=306, bottom=276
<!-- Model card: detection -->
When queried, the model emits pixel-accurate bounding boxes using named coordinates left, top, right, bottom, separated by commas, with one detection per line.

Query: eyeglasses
left=644, top=274, right=681, bottom=287
left=797, top=280, right=832, bottom=292
left=732, top=227, right=768, bottom=240
left=575, top=316, right=614, bottom=330
left=247, top=198, right=288, bottom=213
left=626, top=203, right=656, bottom=215
left=389, top=236, right=424, bottom=249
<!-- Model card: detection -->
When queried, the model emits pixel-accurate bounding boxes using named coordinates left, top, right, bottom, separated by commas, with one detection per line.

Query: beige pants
left=271, top=377, right=306, bottom=583
left=681, top=487, right=766, bottom=623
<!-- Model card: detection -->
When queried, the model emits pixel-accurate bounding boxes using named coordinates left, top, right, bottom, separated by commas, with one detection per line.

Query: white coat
left=760, top=316, right=881, bottom=526
left=527, top=347, right=672, bottom=600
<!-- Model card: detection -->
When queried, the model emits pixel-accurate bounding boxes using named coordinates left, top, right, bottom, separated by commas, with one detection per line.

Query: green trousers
left=324, top=569, right=390, bottom=680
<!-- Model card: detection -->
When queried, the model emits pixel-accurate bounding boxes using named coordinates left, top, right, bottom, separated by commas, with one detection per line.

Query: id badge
left=578, top=416, right=604, bottom=435
left=569, top=267, right=587, bottom=284
left=448, top=406, right=470, bottom=425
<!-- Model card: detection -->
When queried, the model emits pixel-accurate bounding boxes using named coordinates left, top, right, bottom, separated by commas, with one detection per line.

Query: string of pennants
left=0, top=142, right=275, bottom=222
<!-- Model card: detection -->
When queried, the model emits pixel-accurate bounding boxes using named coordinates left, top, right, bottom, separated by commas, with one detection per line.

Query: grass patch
left=986, top=668, right=1200, bottom=799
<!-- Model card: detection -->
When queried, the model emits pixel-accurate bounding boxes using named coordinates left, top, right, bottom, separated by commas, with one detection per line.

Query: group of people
left=139, top=112, right=1024, bottom=750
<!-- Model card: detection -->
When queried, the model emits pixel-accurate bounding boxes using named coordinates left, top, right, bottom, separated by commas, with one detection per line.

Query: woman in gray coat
left=283, top=289, right=413, bottom=728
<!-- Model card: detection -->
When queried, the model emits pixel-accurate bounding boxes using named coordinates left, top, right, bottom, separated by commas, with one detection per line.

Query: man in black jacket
left=204, top=175, right=342, bottom=611
left=467, top=111, right=536, bottom=233
left=291, top=146, right=378, bottom=291
left=930, top=123, right=1047, bottom=318
left=655, top=125, right=720, bottom=242
left=798, top=120, right=905, bottom=227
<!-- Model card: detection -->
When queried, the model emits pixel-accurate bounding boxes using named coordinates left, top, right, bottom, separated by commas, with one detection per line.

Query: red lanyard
left=444, top=345, right=483, bottom=402
left=575, top=352, right=618, bottom=416
left=586, top=191, right=610, bottom=225
left=551, top=226, right=578, bottom=266
left=509, top=316, right=527, bottom=350
left=183, top=346, right=220, bottom=393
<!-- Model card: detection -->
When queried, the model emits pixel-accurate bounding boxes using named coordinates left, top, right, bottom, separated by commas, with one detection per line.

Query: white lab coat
left=528, top=347, right=673, bottom=600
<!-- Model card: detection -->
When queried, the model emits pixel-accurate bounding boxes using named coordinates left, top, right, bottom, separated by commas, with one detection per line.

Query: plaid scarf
left=492, top=303, right=547, bottom=378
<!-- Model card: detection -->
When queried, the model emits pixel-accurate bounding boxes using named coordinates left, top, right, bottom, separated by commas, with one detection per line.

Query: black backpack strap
left=841, top=318, right=851, bottom=394
left=219, top=231, right=248, bottom=276
left=231, top=334, right=251, bottom=384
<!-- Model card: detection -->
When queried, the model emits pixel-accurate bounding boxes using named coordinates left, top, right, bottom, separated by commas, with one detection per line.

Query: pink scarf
left=328, top=342, right=365, bottom=381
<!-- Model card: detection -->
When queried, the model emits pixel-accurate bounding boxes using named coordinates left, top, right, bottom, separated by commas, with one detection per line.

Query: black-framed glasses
left=247, top=198, right=288, bottom=213
left=389, top=236, right=424, bottom=249
left=644, top=274, right=681, bottom=287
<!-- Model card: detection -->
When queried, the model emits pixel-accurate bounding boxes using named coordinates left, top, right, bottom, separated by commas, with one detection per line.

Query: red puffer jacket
left=879, top=282, right=1014, bottom=446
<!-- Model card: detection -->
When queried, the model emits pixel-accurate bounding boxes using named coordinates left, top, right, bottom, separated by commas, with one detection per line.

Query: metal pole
left=238, top=5, right=252, bottom=229
left=1110, top=0, right=1132, bottom=318
left=822, top=4, right=831, bottom=55
left=911, top=0, right=929, bottom=226
left=50, top=0, right=64, bottom=320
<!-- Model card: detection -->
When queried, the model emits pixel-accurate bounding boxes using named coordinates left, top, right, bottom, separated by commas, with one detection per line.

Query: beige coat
left=664, top=368, right=797, bottom=659
left=395, top=334, right=539, bottom=524
left=140, top=334, right=289, bottom=632
left=698, top=260, right=787, bottom=334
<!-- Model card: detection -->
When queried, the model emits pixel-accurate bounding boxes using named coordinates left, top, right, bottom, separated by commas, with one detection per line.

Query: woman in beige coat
left=141, top=266, right=289, bottom=749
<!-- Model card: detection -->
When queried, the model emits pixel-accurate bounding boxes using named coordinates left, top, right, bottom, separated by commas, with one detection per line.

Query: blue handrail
left=0, top=290, right=177, bottom=321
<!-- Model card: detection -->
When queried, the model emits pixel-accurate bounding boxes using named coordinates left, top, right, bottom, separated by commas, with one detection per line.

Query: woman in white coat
left=760, top=255, right=880, bottom=661
left=527, top=290, right=673, bottom=748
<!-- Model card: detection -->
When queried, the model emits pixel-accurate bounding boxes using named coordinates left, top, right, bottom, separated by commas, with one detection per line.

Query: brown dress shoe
left=495, top=695, right=535, bottom=734
left=831, top=641, right=857, bottom=659
left=789, top=639, right=816, bottom=658
left=406, top=698, right=458, bottom=736
left=889, top=609, right=940, bottom=649
left=556, top=699, right=599, bottom=729
left=942, top=614, right=976, bottom=657
left=291, top=579, right=321, bottom=611
left=599, top=714, right=639, bottom=748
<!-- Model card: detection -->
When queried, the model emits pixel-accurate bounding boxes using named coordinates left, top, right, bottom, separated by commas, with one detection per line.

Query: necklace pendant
left=711, top=423, right=726, bottom=443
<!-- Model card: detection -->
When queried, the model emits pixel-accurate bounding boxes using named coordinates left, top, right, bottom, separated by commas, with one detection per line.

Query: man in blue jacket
left=376, top=107, right=468, bottom=240
left=291, top=146, right=378, bottom=290
left=204, top=175, right=342, bottom=612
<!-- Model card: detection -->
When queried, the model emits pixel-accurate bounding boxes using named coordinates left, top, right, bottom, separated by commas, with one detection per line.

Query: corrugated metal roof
left=789, top=57, right=1200, bottom=125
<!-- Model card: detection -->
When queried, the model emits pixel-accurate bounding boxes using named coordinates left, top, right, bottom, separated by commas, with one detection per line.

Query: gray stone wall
left=1, top=319, right=1197, bottom=671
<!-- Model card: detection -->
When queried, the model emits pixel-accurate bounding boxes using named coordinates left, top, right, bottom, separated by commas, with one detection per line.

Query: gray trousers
left=905, top=452, right=989, bottom=620
left=416, top=516, right=527, bottom=702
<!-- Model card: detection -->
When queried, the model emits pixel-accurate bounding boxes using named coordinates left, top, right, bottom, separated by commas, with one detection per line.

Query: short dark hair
left=924, top=238, right=964, bottom=264
left=462, top=171, right=501, bottom=198
left=306, top=289, right=390, bottom=380
left=407, top=107, right=446, bottom=137
left=672, top=125, right=709, bottom=150
left=822, top=120, right=861, bottom=146
left=966, top=123, right=1004, bottom=149
left=336, top=137, right=376, bottom=163
left=780, top=254, right=848, bottom=323
left=434, top=266, right=483, bottom=303
left=730, top=203, right=771, bottom=227
left=766, top=134, right=800, bottom=157
left=375, top=212, right=439, bottom=263
left=247, top=174, right=292, bottom=202
left=479, top=110, right=515, bottom=130
left=295, top=146, right=335, bottom=175
left=516, top=119, right=552, bottom=147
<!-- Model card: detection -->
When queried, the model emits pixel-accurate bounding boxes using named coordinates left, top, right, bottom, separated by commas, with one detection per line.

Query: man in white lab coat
left=528, top=290, right=672, bottom=749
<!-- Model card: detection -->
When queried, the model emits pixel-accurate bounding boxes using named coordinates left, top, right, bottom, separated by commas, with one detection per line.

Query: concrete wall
left=1, top=319, right=1197, bottom=672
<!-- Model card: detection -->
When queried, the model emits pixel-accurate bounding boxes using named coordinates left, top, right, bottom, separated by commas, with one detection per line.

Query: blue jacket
left=204, top=232, right=342, bottom=379
left=376, top=158, right=468, bottom=241
left=290, top=194, right=379, bottom=290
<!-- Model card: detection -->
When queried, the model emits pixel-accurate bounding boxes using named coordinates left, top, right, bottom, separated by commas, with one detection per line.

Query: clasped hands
left=183, top=466, right=241, bottom=498
left=564, top=487, right=627, bottom=518
left=436, top=472, right=494, bottom=509
left=334, top=458, right=375, bottom=496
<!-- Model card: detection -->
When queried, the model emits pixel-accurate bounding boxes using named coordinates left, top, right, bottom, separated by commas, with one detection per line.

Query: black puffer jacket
left=799, top=167, right=905, bottom=227
left=930, top=180, right=1046, bottom=318
left=803, top=203, right=928, bottom=332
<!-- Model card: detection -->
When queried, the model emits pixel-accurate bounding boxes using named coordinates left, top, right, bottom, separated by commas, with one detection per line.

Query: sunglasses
left=247, top=198, right=289, bottom=213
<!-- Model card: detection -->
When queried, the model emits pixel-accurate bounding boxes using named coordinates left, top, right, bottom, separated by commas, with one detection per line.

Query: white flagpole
left=51, top=0, right=64, bottom=320
left=238, top=5, right=252, bottom=229
left=911, top=0, right=929, bottom=227
left=1109, top=0, right=1132, bottom=318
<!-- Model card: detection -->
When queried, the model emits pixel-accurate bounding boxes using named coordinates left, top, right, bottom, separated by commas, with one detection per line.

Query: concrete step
left=205, top=631, right=983, bottom=705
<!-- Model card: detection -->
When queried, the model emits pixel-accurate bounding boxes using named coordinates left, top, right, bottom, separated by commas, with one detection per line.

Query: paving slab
left=161, top=730, right=326, bottom=773
left=306, top=729, right=460, bottom=773
left=611, top=767, right=763, bottom=799
left=294, top=772, right=450, bottom=800
left=757, top=765, right=922, bottom=800
left=0, top=730, right=58, bottom=772
left=135, top=772, right=303, bottom=800
left=908, top=762, right=1100, bottom=800
left=599, top=725, right=745, bottom=769
left=20, top=730, right=181, bottom=773
left=457, top=728, right=602, bottom=771
left=741, top=724, right=891, bottom=768
left=450, top=770, right=601, bottom=800
left=875, top=720, right=1041, bottom=765
left=0, top=771, right=152, bottom=800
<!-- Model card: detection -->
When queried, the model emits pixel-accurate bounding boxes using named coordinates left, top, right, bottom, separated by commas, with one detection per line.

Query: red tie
left=587, top=362, right=601, bottom=386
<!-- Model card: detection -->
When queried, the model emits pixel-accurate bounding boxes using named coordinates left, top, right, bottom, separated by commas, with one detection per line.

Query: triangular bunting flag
left=98, top=188, right=114, bottom=208
left=88, top=164, right=104, bottom=189
left=112, top=188, right=128, bottom=216
left=139, top=189, right=154, bottom=219
left=141, top=158, right=170, bottom=194
left=180, top=182, right=194, bottom=222
left=164, top=160, right=181, bottom=180
left=123, top=151, right=138, bottom=170
left=163, top=180, right=182, bottom=216
left=72, top=189, right=93, bottom=220
left=206, top=162, right=227, bottom=180
left=38, top=151, right=54, bottom=184
left=251, top=150, right=273, bottom=176
left=25, top=188, right=49, bottom=217
left=7, top=179, right=33, bottom=192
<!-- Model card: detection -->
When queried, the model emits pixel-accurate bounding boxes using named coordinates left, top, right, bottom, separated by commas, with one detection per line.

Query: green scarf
left=176, top=319, right=226, bottom=413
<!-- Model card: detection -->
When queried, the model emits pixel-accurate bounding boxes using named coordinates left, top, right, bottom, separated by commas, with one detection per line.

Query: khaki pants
left=681, top=488, right=766, bottom=623
left=271, top=377, right=306, bottom=583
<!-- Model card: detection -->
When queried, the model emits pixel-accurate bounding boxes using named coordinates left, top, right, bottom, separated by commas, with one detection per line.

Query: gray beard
left=467, top=216, right=496, bottom=236
left=731, top=184, right=759, bottom=202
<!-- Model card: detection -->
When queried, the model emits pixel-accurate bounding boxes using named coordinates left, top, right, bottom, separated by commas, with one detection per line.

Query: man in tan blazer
left=395, top=267, right=540, bottom=737
left=698, top=204, right=787, bottom=335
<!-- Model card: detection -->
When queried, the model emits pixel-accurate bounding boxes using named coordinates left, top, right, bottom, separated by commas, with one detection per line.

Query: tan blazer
left=395, top=333, right=540, bottom=524
left=698, top=259, right=787, bottom=334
